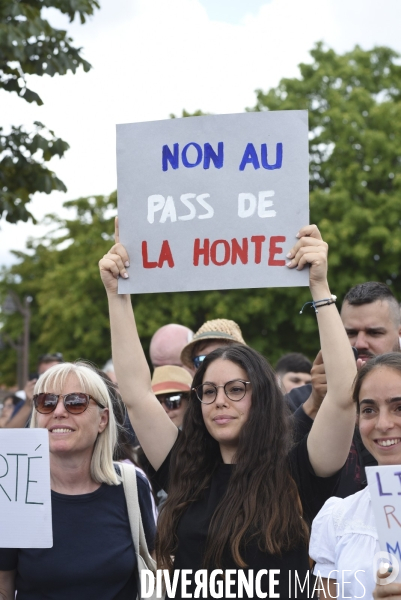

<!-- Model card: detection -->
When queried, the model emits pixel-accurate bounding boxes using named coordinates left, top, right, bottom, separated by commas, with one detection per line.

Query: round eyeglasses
left=192, top=379, right=250, bottom=404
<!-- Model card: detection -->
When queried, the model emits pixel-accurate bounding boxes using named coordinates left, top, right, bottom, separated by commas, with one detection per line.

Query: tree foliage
left=169, top=109, right=208, bottom=119
left=1, top=43, right=401, bottom=384
left=0, top=0, right=99, bottom=223
left=0, top=122, right=69, bottom=223
left=0, top=194, right=116, bottom=383
left=251, top=43, right=401, bottom=294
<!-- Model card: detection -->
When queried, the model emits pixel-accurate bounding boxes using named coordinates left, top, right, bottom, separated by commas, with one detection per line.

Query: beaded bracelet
left=299, top=295, right=337, bottom=315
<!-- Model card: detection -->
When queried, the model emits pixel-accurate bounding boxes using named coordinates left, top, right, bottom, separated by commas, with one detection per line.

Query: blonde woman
left=0, top=362, right=155, bottom=599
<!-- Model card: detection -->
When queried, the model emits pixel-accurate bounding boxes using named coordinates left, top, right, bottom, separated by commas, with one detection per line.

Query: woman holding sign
left=0, top=363, right=156, bottom=599
left=310, top=353, right=401, bottom=599
left=98, top=221, right=356, bottom=599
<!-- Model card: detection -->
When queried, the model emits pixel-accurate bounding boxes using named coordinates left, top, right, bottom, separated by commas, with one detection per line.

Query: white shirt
left=310, top=487, right=380, bottom=599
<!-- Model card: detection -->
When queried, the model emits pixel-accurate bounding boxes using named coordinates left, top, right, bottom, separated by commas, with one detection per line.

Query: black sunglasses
left=38, top=353, right=64, bottom=362
left=193, top=355, right=207, bottom=369
left=33, top=392, right=104, bottom=415
left=157, top=393, right=188, bottom=411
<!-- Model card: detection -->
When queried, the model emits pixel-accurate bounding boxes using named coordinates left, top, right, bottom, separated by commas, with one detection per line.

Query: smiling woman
left=0, top=362, right=156, bottom=600
left=357, top=359, right=401, bottom=464
left=31, top=363, right=118, bottom=488
left=310, top=353, right=401, bottom=599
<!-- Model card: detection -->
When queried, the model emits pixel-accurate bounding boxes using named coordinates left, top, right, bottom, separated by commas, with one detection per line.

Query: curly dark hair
left=156, top=344, right=309, bottom=571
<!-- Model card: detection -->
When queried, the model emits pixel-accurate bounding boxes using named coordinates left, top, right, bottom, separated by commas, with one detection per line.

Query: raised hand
left=99, top=219, right=178, bottom=470
left=290, top=225, right=357, bottom=477
left=309, top=349, right=327, bottom=405
left=286, top=224, right=329, bottom=294
left=99, top=218, right=130, bottom=296
left=302, top=350, right=328, bottom=420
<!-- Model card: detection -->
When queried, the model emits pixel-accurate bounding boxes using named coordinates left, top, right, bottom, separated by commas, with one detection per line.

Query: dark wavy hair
left=353, top=352, right=401, bottom=410
left=155, top=344, right=309, bottom=571
left=94, top=368, right=138, bottom=464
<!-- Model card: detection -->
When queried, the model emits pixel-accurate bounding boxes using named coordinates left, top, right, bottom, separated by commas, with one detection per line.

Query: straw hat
left=151, top=365, right=192, bottom=395
left=180, top=319, right=246, bottom=370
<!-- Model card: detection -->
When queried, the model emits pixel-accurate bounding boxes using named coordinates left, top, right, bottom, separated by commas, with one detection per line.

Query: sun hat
left=151, top=365, right=193, bottom=395
left=180, top=319, right=246, bottom=370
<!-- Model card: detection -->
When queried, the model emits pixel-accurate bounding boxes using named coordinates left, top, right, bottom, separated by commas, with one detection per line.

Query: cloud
left=1, top=0, right=401, bottom=266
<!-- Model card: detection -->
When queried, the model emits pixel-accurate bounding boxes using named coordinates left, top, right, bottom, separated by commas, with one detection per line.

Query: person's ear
left=98, top=408, right=109, bottom=433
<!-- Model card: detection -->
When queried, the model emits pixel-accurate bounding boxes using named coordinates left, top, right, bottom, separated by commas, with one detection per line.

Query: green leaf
left=0, top=0, right=98, bottom=224
left=0, top=123, right=70, bottom=223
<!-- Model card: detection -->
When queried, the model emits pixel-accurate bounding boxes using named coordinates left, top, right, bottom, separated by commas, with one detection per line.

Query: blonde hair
left=30, top=362, right=120, bottom=486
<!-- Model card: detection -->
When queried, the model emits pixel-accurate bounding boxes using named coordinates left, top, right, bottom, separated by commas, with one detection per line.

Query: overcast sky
left=2, top=0, right=401, bottom=267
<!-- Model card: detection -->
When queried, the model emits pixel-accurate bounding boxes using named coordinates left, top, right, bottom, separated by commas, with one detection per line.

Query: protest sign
left=367, top=465, right=401, bottom=582
left=0, top=429, right=52, bottom=548
left=116, top=110, right=309, bottom=294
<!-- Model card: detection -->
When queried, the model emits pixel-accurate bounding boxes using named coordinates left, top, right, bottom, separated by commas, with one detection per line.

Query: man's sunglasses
left=193, top=355, right=207, bottom=369
left=38, top=352, right=63, bottom=362
left=157, top=393, right=188, bottom=410
left=33, top=393, right=104, bottom=415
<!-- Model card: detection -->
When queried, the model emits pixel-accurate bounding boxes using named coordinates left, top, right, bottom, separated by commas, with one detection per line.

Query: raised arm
left=99, top=220, right=178, bottom=470
left=287, top=225, right=357, bottom=476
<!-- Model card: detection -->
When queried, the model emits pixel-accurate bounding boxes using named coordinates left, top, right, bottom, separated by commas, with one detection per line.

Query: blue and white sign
left=117, top=110, right=309, bottom=294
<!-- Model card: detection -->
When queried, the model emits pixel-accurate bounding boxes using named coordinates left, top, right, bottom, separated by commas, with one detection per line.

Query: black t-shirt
left=154, top=436, right=339, bottom=599
left=0, top=472, right=156, bottom=600
left=285, top=384, right=378, bottom=498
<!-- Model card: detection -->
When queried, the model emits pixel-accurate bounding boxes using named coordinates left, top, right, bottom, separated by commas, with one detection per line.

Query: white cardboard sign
left=367, top=465, right=401, bottom=581
left=0, top=429, right=52, bottom=548
left=116, top=110, right=309, bottom=294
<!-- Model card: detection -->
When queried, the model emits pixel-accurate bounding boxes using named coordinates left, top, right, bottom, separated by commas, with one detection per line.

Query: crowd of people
left=0, top=222, right=400, bottom=599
